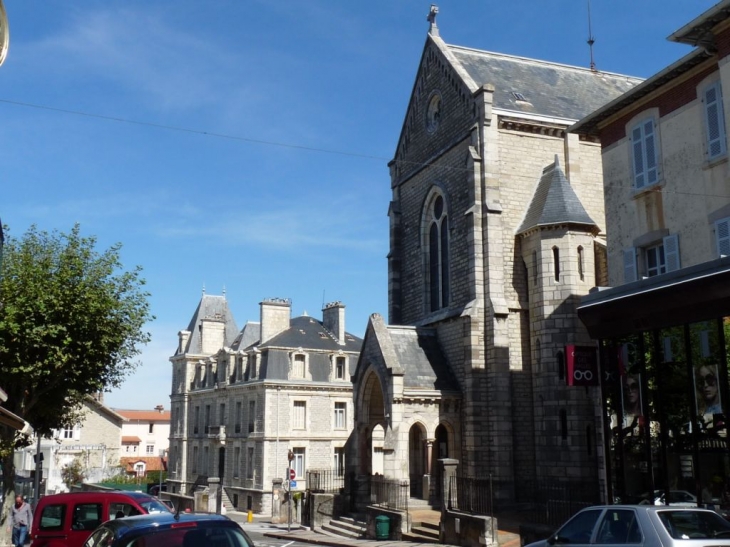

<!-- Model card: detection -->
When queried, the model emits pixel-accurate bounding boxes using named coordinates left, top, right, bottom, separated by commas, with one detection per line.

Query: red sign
left=289, top=468, right=296, bottom=480
left=566, top=345, right=598, bottom=387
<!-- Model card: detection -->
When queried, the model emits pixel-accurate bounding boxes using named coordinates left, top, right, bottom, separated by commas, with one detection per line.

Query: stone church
left=349, top=8, right=642, bottom=504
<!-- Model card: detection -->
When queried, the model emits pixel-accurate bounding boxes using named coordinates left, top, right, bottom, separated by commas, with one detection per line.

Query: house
left=14, top=395, right=125, bottom=494
left=349, top=6, right=642, bottom=506
left=116, top=406, right=171, bottom=459
left=167, top=294, right=361, bottom=514
left=572, top=0, right=730, bottom=506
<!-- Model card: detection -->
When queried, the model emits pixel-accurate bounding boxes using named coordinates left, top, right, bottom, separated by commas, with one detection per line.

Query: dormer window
left=336, top=356, right=346, bottom=380
left=291, top=353, right=306, bottom=379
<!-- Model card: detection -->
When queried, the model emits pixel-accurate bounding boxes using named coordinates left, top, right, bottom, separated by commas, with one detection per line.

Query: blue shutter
left=716, top=218, right=730, bottom=256
left=663, top=234, right=680, bottom=272
left=623, top=248, right=637, bottom=283
left=631, top=118, right=659, bottom=188
left=632, top=126, right=645, bottom=189
left=705, top=81, right=727, bottom=159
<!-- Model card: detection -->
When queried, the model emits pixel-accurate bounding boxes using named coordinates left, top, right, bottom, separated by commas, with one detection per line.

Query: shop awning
left=578, top=257, right=730, bottom=339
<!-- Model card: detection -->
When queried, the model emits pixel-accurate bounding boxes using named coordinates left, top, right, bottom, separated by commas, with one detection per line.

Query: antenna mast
left=587, top=0, right=596, bottom=71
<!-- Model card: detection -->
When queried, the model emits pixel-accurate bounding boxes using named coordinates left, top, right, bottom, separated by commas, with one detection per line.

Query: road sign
left=289, top=468, right=296, bottom=480
left=290, top=480, right=297, bottom=488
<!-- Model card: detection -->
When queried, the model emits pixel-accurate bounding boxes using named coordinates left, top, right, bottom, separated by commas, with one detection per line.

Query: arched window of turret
left=426, top=193, right=450, bottom=311
left=556, top=351, right=565, bottom=381
left=577, top=246, right=585, bottom=281
left=553, top=246, right=560, bottom=282
left=532, top=250, right=538, bottom=282
left=535, top=339, right=541, bottom=371
left=560, top=409, right=568, bottom=440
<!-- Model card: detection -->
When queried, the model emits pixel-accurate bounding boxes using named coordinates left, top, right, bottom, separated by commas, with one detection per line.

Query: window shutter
left=623, top=248, right=637, bottom=283
left=705, top=82, right=727, bottom=159
left=74, top=426, right=81, bottom=441
left=716, top=218, right=730, bottom=256
left=664, top=234, right=680, bottom=272
left=631, top=126, right=645, bottom=189
left=644, top=120, right=658, bottom=185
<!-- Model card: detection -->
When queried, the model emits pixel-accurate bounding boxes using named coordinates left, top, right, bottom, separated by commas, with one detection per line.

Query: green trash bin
left=375, top=515, right=390, bottom=540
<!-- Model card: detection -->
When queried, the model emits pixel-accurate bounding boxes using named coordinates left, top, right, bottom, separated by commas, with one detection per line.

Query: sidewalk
left=262, top=527, right=460, bottom=547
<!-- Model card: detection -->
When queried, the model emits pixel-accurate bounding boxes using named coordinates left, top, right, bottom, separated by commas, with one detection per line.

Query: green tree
left=0, top=224, right=152, bottom=529
left=60, top=457, right=86, bottom=491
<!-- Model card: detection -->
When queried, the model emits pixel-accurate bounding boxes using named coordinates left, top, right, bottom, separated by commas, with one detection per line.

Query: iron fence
left=448, top=475, right=600, bottom=528
left=447, top=475, right=494, bottom=515
left=306, top=469, right=346, bottom=494
left=370, top=475, right=409, bottom=512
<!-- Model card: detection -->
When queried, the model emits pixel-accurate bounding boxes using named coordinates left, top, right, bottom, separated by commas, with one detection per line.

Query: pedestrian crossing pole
left=287, top=449, right=294, bottom=532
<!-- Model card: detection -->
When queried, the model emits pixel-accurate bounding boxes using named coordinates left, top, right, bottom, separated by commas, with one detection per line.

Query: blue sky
left=0, top=0, right=718, bottom=410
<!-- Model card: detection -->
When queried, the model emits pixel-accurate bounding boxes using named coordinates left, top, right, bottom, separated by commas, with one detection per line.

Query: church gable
left=392, top=34, right=478, bottom=186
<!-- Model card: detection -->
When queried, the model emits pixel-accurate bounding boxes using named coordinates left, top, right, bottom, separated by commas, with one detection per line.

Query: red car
left=31, top=491, right=171, bottom=547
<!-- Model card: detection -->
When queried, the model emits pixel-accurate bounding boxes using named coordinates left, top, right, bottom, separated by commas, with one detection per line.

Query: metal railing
left=306, top=469, right=346, bottom=493
left=448, top=475, right=599, bottom=528
left=370, top=475, right=409, bottom=512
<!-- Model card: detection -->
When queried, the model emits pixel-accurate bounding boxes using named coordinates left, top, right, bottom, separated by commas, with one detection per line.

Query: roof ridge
left=446, top=43, right=643, bottom=81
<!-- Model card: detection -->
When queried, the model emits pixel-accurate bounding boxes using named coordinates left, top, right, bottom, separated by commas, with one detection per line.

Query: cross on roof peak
left=428, top=5, right=439, bottom=37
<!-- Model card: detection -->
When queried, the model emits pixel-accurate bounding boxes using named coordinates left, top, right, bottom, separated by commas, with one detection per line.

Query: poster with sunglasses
left=695, top=364, right=722, bottom=417
left=622, top=374, right=643, bottom=418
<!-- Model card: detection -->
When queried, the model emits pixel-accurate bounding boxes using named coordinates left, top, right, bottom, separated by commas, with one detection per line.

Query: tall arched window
left=427, top=194, right=449, bottom=311
left=577, top=246, right=585, bottom=281
left=553, top=246, right=560, bottom=282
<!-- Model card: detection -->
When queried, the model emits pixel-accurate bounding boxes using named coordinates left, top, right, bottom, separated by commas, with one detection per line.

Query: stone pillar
left=440, top=458, right=459, bottom=510
left=272, top=479, right=283, bottom=523
left=208, top=477, right=220, bottom=514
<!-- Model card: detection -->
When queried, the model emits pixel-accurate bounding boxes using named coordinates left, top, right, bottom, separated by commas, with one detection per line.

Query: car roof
left=38, top=491, right=155, bottom=503
left=582, top=505, right=716, bottom=513
left=104, top=512, right=236, bottom=532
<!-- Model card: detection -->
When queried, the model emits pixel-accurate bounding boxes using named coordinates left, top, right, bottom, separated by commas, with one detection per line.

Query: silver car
left=525, top=505, right=730, bottom=547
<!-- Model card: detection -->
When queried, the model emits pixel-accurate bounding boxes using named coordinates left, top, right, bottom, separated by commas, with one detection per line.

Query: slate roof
left=258, top=315, right=362, bottom=353
left=387, top=326, right=459, bottom=392
left=179, top=295, right=239, bottom=355
left=517, top=156, right=597, bottom=235
left=447, top=45, right=642, bottom=121
left=230, top=321, right=261, bottom=351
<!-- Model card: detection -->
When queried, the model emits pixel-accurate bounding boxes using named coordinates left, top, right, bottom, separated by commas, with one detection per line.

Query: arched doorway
left=372, top=424, right=385, bottom=475
left=430, top=423, right=449, bottom=506
left=409, top=423, right=427, bottom=498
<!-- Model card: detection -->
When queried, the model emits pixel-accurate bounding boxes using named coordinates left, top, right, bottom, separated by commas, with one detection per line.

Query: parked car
left=32, top=491, right=171, bottom=547
left=525, top=505, right=730, bottom=547
left=653, top=490, right=698, bottom=507
left=82, top=512, right=253, bottom=547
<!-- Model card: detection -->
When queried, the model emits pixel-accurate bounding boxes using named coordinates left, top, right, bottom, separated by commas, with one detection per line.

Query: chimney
left=260, top=298, right=292, bottom=344
left=322, top=301, right=346, bottom=345
left=199, top=316, right=226, bottom=354
left=178, top=330, right=191, bottom=354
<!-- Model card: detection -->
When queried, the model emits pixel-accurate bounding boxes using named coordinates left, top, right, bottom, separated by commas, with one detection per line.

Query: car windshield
left=121, top=526, right=251, bottom=547
left=657, top=510, right=730, bottom=539
left=138, top=498, right=172, bottom=514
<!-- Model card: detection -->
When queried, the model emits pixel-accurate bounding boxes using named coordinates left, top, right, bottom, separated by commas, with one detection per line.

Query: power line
left=3, top=97, right=730, bottom=200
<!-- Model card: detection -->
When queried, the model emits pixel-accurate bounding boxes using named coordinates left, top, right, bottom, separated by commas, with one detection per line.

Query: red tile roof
left=122, top=436, right=142, bottom=444
left=120, top=456, right=167, bottom=473
left=115, top=410, right=171, bottom=422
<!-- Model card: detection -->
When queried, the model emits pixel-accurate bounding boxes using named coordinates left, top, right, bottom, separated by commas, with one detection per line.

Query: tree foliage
left=0, top=224, right=152, bottom=495
left=60, top=457, right=86, bottom=491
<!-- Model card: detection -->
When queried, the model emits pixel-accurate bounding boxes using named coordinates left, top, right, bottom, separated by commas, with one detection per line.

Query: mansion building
left=167, top=295, right=361, bottom=513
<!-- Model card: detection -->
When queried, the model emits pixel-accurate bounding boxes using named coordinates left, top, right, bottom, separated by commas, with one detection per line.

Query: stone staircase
left=404, top=521, right=440, bottom=543
left=321, top=515, right=367, bottom=539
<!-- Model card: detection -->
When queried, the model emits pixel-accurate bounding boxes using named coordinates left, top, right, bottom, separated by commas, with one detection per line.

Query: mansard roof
left=252, top=315, right=362, bottom=353
left=230, top=321, right=261, bottom=351
left=447, top=44, right=642, bottom=121
left=517, top=156, right=598, bottom=235
left=180, top=294, right=239, bottom=354
left=387, top=325, right=459, bottom=392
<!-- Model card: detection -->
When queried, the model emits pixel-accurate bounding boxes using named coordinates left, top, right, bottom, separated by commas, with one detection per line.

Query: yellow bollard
left=247, top=510, right=253, bottom=523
